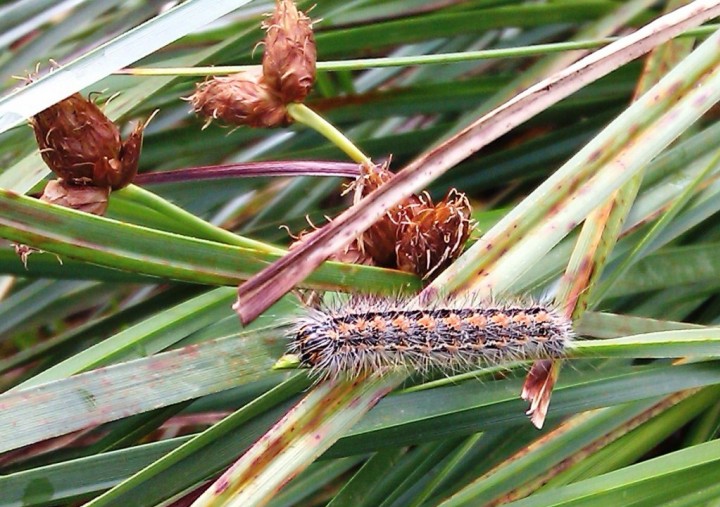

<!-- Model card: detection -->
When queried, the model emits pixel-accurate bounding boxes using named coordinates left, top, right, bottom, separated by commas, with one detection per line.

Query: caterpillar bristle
left=287, top=294, right=573, bottom=382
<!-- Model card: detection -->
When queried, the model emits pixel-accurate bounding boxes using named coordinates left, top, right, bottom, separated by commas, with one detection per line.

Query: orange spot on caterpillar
left=443, top=313, right=463, bottom=330
left=468, top=339, right=485, bottom=349
left=466, top=313, right=488, bottom=327
left=371, top=316, right=387, bottom=331
left=417, top=314, right=437, bottom=330
left=494, top=337, right=509, bottom=348
left=392, top=315, right=411, bottom=332
left=443, top=344, right=460, bottom=354
left=490, top=313, right=510, bottom=327
left=534, top=311, right=551, bottom=323
left=512, top=312, right=532, bottom=325
left=338, top=322, right=355, bottom=334
left=354, top=319, right=368, bottom=331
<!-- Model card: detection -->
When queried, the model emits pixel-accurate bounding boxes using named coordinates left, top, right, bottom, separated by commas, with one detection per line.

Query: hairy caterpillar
left=287, top=294, right=573, bottom=380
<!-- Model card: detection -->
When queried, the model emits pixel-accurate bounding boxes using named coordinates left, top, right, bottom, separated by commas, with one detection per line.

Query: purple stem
left=134, top=161, right=362, bottom=185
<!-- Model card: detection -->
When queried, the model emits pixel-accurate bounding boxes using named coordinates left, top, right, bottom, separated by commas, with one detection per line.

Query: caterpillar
left=287, top=294, right=573, bottom=380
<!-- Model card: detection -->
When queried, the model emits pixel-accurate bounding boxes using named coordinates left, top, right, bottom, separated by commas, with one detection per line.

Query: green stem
left=287, top=103, right=371, bottom=165
left=119, top=185, right=284, bottom=254
left=117, top=26, right=720, bottom=77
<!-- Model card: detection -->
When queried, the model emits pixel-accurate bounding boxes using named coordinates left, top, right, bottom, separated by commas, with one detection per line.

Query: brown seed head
left=191, top=69, right=290, bottom=128
left=31, top=93, right=146, bottom=190
left=262, top=0, right=316, bottom=103
left=396, top=189, right=473, bottom=279
left=352, top=161, right=428, bottom=267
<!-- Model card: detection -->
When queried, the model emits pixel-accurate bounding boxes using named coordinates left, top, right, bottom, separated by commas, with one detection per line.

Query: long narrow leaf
left=0, top=328, right=284, bottom=454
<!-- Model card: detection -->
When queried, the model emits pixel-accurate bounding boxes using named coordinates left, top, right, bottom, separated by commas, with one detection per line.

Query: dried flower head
left=396, top=189, right=473, bottom=280
left=262, top=0, right=316, bottom=103
left=351, top=161, right=426, bottom=267
left=31, top=93, right=146, bottom=190
left=190, top=69, right=290, bottom=128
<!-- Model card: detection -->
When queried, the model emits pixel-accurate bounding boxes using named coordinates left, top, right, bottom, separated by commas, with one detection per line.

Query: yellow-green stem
left=287, top=103, right=371, bottom=165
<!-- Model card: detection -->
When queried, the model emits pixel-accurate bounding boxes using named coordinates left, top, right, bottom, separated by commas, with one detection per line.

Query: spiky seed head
left=190, top=69, right=290, bottom=128
left=396, top=189, right=473, bottom=279
left=32, top=93, right=119, bottom=184
left=262, top=0, right=316, bottom=103
left=30, top=93, right=145, bottom=190
left=353, top=161, right=428, bottom=267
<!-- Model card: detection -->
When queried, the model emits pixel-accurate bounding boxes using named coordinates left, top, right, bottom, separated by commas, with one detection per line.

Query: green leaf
left=0, top=326, right=285, bottom=454
left=502, top=439, right=720, bottom=507
left=0, top=189, right=420, bottom=293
